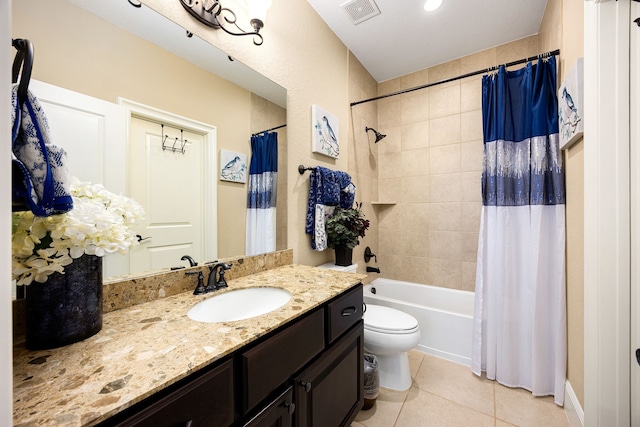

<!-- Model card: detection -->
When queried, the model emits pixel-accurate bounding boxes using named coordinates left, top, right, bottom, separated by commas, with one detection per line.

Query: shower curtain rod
left=251, top=123, right=286, bottom=137
left=350, top=49, right=560, bottom=107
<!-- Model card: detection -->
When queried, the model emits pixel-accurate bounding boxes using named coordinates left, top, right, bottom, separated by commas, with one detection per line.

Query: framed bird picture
left=558, top=58, right=583, bottom=150
left=311, top=104, right=340, bottom=158
left=219, top=149, right=247, bottom=183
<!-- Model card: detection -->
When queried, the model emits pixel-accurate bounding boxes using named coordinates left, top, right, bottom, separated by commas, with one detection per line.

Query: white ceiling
left=306, top=0, right=549, bottom=82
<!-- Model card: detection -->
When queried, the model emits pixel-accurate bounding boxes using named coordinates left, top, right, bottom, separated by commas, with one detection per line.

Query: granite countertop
left=13, top=264, right=366, bottom=427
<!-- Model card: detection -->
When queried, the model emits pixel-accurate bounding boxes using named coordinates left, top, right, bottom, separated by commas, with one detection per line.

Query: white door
left=631, top=1, right=640, bottom=424
left=128, top=116, right=206, bottom=273
left=27, top=80, right=128, bottom=277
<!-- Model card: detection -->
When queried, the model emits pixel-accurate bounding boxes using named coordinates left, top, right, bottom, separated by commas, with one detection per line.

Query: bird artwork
left=312, top=106, right=340, bottom=158
left=558, top=59, right=583, bottom=148
left=220, top=152, right=246, bottom=182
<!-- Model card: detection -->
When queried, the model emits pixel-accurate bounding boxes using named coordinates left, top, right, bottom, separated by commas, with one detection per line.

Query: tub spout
left=366, top=266, right=380, bottom=274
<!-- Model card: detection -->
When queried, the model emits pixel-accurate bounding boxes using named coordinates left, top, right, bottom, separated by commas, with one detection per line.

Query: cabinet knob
left=301, top=381, right=312, bottom=392
left=284, top=401, right=296, bottom=415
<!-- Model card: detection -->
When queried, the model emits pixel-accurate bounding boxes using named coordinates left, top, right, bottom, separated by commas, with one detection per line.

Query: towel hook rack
left=161, top=124, right=188, bottom=154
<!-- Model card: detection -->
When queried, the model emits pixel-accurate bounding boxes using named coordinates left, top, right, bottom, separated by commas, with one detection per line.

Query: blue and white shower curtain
left=246, top=131, right=278, bottom=256
left=472, top=56, right=567, bottom=405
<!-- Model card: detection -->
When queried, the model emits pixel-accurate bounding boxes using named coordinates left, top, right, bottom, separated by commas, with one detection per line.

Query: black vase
left=334, top=245, right=353, bottom=267
left=25, top=254, right=103, bottom=350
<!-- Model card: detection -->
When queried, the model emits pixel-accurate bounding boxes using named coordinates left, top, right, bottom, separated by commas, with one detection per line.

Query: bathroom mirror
left=12, top=0, right=288, bottom=281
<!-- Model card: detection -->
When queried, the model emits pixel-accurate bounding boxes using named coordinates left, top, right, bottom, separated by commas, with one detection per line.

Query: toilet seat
left=363, top=304, right=419, bottom=335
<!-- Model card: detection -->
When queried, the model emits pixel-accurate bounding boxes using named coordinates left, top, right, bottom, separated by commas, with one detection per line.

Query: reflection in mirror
left=11, top=0, right=287, bottom=281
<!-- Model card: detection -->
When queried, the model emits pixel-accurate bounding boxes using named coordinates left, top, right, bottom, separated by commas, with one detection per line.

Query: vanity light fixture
left=179, top=0, right=272, bottom=45
left=423, top=0, right=443, bottom=12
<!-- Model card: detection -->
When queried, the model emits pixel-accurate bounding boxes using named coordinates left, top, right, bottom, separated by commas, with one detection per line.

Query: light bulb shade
left=246, top=0, right=272, bottom=27
left=423, top=0, right=443, bottom=12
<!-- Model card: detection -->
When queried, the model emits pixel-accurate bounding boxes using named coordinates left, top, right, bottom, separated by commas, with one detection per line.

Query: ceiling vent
left=341, top=0, right=381, bottom=25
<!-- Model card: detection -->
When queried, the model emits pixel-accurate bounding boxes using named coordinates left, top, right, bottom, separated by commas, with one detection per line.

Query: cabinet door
left=294, top=321, right=364, bottom=427
left=104, top=359, right=234, bottom=427
left=243, top=387, right=295, bottom=427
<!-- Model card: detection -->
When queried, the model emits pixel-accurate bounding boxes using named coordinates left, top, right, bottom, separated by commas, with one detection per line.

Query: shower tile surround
left=376, top=36, right=544, bottom=291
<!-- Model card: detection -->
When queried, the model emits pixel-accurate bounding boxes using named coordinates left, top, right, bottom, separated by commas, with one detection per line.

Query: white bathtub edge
left=416, top=344, right=471, bottom=367
left=564, top=380, right=584, bottom=427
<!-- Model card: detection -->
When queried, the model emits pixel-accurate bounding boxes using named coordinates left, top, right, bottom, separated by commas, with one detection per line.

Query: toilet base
left=375, top=352, right=413, bottom=391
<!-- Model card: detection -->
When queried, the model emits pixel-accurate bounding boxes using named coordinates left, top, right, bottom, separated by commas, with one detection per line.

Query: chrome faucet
left=206, top=262, right=232, bottom=293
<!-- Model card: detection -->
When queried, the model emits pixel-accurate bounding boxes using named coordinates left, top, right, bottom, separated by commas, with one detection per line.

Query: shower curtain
left=471, top=56, right=567, bottom=405
left=246, top=131, right=278, bottom=256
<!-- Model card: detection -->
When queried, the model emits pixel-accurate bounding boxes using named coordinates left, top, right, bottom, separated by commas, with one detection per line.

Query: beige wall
left=12, top=0, right=280, bottom=260
left=540, top=0, right=585, bottom=408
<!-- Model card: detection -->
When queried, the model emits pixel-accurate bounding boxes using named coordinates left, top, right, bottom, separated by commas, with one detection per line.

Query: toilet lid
left=363, top=304, right=419, bottom=334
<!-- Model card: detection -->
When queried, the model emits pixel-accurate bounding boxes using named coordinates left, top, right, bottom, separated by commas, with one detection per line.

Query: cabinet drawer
left=240, top=308, right=325, bottom=413
left=326, top=284, right=363, bottom=343
left=105, top=359, right=234, bottom=427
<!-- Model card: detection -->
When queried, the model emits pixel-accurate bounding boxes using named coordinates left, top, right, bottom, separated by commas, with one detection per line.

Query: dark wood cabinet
left=242, top=387, right=295, bottom=427
left=294, top=321, right=364, bottom=427
left=100, top=284, right=363, bottom=427
left=103, top=359, right=234, bottom=427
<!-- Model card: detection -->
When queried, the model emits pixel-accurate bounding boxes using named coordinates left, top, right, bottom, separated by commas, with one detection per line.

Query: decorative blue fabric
left=246, top=132, right=278, bottom=209
left=12, top=85, right=73, bottom=216
left=481, top=56, right=565, bottom=206
left=305, top=167, right=355, bottom=250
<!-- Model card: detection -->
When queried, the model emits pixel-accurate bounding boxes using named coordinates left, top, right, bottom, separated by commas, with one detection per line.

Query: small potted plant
left=325, top=203, right=370, bottom=266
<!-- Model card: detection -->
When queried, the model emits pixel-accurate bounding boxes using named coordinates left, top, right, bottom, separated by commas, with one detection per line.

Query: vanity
left=13, top=264, right=365, bottom=426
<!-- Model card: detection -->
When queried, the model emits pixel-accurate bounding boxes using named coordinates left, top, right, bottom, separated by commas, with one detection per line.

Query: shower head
left=365, top=127, right=386, bottom=143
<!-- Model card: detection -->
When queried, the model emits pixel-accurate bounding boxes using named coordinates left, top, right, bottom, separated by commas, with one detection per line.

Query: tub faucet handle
left=364, top=247, right=377, bottom=263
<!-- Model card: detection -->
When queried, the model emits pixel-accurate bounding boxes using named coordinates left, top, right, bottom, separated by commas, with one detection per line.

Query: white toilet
left=363, top=304, right=421, bottom=391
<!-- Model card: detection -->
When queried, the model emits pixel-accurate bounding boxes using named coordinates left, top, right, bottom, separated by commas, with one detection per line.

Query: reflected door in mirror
left=129, top=117, right=206, bottom=274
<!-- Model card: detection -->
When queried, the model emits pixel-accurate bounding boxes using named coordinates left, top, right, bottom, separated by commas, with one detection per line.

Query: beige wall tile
left=461, top=202, right=482, bottom=233
left=401, top=229, right=429, bottom=257
left=379, top=177, right=402, bottom=202
left=461, top=110, right=483, bottom=142
left=377, top=126, right=401, bottom=154
left=430, top=173, right=462, bottom=202
left=401, top=176, right=430, bottom=203
left=402, top=148, right=430, bottom=176
left=429, top=258, right=462, bottom=289
left=496, top=35, right=540, bottom=65
left=379, top=253, right=402, bottom=279
left=430, top=202, right=462, bottom=231
left=461, top=231, right=479, bottom=262
left=378, top=204, right=403, bottom=229
left=429, top=84, right=461, bottom=119
left=461, top=140, right=484, bottom=172
left=379, top=152, right=403, bottom=179
left=402, top=203, right=430, bottom=231
left=401, top=121, right=429, bottom=151
left=401, top=90, right=429, bottom=125
left=379, top=227, right=401, bottom=255
left=379, top=97, right=402, bottom=129
left=460, top=48, right=498, bottom=74
left=428, top=59, right=462, bottom=84
left=401, top=256, right=430, bottom=284
left=461, top=171, right=483, bottom=202
left=461, top=78, right=483, bottom=113
left=461, top=261, right=477, bottom=292
left=430, top=230, right=462, bottom=261
left=429, top=115, right=461, bottom=147
left=430, top=144, right=461, bottom=174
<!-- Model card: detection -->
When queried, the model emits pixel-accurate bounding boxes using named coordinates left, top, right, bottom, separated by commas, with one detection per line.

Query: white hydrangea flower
left=11, top=178, right=145, bottom=285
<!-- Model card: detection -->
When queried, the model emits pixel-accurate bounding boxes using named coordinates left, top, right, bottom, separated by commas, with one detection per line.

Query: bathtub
left=363, top=278, right=474, bottom=366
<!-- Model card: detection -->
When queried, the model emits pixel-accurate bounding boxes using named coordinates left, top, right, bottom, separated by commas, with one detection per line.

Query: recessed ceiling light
left=424, top=0, right=443, bottom=12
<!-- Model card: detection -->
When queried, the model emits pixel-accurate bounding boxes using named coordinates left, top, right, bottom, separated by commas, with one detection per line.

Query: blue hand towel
left=12, top=84, right=73, bottom=216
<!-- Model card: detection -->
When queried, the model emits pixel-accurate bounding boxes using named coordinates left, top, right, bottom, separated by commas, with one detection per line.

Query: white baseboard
left=564, top=380, right=584, bottom=427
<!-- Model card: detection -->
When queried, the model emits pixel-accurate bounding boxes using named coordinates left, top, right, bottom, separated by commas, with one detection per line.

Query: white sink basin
left=187, top=287, right=291, bottom=323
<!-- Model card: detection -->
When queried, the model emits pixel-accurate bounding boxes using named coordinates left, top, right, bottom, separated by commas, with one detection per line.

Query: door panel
left=129, top=117, right=205, bottom=274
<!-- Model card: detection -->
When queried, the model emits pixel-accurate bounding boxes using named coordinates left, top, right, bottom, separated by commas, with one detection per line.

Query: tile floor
left=352, top=350, right=570, bottom=427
